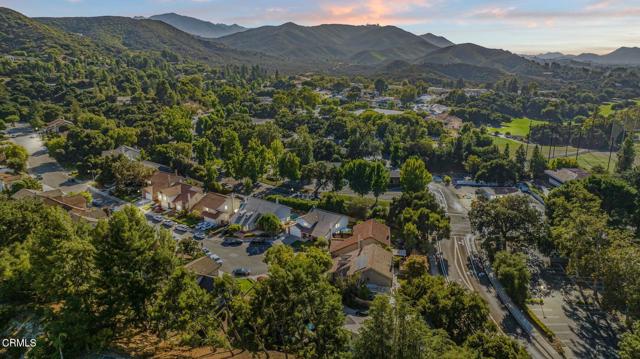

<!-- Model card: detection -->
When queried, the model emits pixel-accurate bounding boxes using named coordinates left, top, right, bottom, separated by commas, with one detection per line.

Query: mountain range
left=148, top=13, right=247, bottom=38
left=2, top=7, right=638, bottom=84
left=529, top=47, right=640, bottom=66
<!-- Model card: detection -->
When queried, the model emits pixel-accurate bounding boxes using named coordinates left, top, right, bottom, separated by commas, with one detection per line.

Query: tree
left=93, top=206, right=176, bottom=326
left=515, top=145, right=527, bottom=180
left=305, top=161, right=332, bottom=198
left=370, top=161, right=390, bottom=205
left=7, top=176, right=42, bottom=194
left=402, top=255, right=428, bottom=280
left=353, top=294, right=469, bottom=359
left=0, top=142, right=28, bottom=172
left=256, top=213, right=282, bottom=235
left=279, top=151, right=301, bottom=182
left=400, top=85, right=418, bottom=105
left=469, top=195, right=545, bottom=254
left=401, top=274, right=491, bottom=344
left=464, top=155, right=483, bottom=175
left=400, top=156, right=432, bottom=193
left=529, top=145, right=547, bottom=179
left=619, top=321, right=640, bottom=359
left=464, top=331, right=529, bottom=359
left=343, top=159, right=373, bottom=196
left=221, top=129, right=243, bottom=178
left=107, top=155, right=154, bottom=196
left=493, top=251, right=530, bottom=306
left=239, top=246, right=348, bottom=358
left=374, top=78, right=388, bottom=95
left=475, top=159, right=517, bottom=185
left=149, top=267, right=225, bottom=347
left=617, top=136, right=636, bottom=173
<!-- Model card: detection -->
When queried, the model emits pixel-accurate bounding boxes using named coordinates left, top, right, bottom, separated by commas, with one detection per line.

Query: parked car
left=209, top=253, right=221, bottom=261
left=162, top=220, right=175, bottom=228
left=232, top=267, right=251, bottom=277
left=193, top=232, right=206, bottom=240
left=223, top=237, right=243, bottom=246
left=355, top=310, right=369, bottom=317
left=92, top=199, right=104, bottom=207
left=202, top=247, right=210, bottom=254
left=196, top=221, right=215, bottom=231
left=175, top=224, right=190, bottom=232
left=152, top=214, right=164, bottom=222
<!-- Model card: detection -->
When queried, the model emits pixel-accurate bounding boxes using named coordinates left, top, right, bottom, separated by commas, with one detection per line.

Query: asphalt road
left=429, top=183, right=561, bottom=359
left=7, top=123, right=88, bottom=193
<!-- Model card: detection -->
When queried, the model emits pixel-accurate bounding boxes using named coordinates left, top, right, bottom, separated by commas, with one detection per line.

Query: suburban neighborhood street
left=429, top=183, right=561, bottom=359
left=6, top=123, right=89, bottom=193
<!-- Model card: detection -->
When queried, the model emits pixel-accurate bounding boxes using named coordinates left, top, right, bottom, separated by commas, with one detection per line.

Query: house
left=12, top=188, right=108, bottom=224
left=330, top=219, right=391, bottom=256
left=101, top=145, right=142, bottom=161
left=102, top=146, right=172, bottom=173
left=192, top=192, right=241, bottom=225
left=0, top=173, right=23, bottom=192
left=185, top=256, right=221, bottom=292
left=331, top=244, right=393, bottom=290
left=389, top=169, right=401, bottom=187
left=41, top=119, right=73, bottom=134
left=142, top=171, right=184, bottom=201
left=288, top=208, right=349, bottom=241
left=229, top=197, right=291, bottom=231
left=544, top=168, right=590, bottom=187
left=157, top=183, right=204, bottom=212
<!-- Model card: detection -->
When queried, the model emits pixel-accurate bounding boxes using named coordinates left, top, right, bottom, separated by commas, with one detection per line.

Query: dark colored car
left=223, top=237, right=243, bottom=246
left=232, top=267, right=251, bottom=277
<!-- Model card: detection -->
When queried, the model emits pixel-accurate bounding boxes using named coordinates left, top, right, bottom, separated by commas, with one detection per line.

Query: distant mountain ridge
left=529, top=47, right=640, bottom=66
left=35, top=15, right=284, bottom=68
left=216, top=22, right=440, bottom=65
left=420, top=33, right=454, bottom=48
left=148, top=13, right=246, bottom=38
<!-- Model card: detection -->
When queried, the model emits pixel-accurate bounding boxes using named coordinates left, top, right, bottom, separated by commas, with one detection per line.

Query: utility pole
left=606, top=121, right=616, bottom=172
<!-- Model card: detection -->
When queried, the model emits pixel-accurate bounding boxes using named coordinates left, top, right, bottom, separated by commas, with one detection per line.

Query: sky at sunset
left=1, top=0, right=638, bottom=54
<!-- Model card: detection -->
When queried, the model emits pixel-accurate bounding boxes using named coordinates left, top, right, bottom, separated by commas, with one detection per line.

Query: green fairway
left=598, top=99, right=640, bottom=117
left=492, top=136, right=623, bottom=173
left=488, top=117, right=547, bottom=137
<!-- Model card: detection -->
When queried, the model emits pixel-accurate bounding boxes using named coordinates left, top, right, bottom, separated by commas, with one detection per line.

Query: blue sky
left=2, top=0, right=638, bottom=54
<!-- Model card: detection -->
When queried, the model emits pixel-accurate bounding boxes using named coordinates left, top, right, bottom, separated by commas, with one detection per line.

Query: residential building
left=12, top=188, right=108, bottom=224
left=142, top=171, right=184, bottom=201
left=331, top=244, right=393, bottom=290
left=288, top=208, right=349, bottom=241
left=41, top=119, right=73, bottom=134
left=101, top=145, right=142, bottom=161
left=192, top=192, right=241, bottom=225
left=389, top=169, right=401, bottom=187
left=544, top=168, right=590, bottom=187
left=229, top=197, right=291, bottom=231
left=157, top=183, right=203, bottom=211
left=102, top=146, right=172, bottom=173
left=330, top=219, right=391, bottom=256
left=185, top=256, right=221, bottom=292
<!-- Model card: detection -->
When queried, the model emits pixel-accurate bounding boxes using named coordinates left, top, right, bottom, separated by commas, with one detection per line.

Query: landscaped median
left=524, top=304, right=565, bottom=355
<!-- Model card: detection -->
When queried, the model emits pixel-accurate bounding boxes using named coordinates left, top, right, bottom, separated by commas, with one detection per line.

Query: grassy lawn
left=235, top=278, right=256, bottom=293
left=330, top=193, right=391, bottom=207
left=488, top=117, right=547, bottom=137
left=598, top=99, right=640, bottom=116
left=492, top=136, right=620, bottom=172
left=167, top=213, right=201, bottom=227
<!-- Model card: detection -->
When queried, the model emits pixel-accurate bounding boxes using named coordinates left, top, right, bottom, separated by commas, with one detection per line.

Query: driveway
left=6, top=123, right=88, bottom=193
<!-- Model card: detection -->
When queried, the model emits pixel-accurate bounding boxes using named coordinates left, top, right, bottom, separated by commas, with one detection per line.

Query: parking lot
left=142, top=210, right=272, bottom=277
left=201, top=235, right=278, bottom=277
left=529, top=260, right=621, bottom=358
